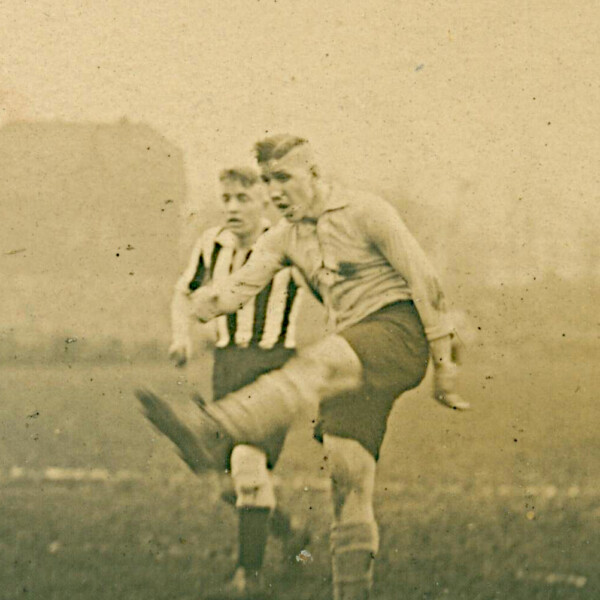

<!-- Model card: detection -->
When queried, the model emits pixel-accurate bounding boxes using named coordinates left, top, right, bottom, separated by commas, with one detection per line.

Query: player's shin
left=140, top=336, right=362, bottom=473
left=230, top=445, right=275, bottom=577
left=325, top=436, right=378, bottom=600
left=207, top=335, right=362, bottom=445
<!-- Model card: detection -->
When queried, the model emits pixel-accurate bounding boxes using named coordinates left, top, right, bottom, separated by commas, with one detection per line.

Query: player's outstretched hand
left=433, top=361, right=470, bottom=411
left=168, top=338, right=192, bottom=368
left=189, top=287, right=220, bottom=323
left=435, top=390, right=470, bottom=411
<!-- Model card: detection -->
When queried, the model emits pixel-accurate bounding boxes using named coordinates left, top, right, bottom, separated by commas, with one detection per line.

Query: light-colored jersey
left=192, top=186, right=452, bottom=342
left=174, top=226, right=302, bottom=349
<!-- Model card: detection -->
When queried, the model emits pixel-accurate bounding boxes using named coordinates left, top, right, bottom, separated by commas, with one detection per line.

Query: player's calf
left=230, top=445, right=311, bottom=570
left=220, top=485, right=311, bottom=565
left=207, top=335, right=363, bottom=445
left=142, top=335, right=362, bottom=470
left=325, top=435, right=378, bottom=600
left=229, top=445, right=274, bottom=591
left=331, top=521, right=379, bottom=600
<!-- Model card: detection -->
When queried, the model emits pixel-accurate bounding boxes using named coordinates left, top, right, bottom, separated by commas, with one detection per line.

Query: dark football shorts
left=213, top=344, right=295, bottom=469
left=314, top=301, right=430, bottom=460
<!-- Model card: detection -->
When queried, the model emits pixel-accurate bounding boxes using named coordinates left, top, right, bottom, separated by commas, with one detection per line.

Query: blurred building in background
left=1, top=120, right=185, bottom=360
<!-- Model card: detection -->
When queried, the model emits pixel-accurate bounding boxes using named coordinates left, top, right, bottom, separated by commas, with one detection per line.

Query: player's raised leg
left=137, top=334, right=363, bottom=472
left=204, top=335, right=363, bottom=447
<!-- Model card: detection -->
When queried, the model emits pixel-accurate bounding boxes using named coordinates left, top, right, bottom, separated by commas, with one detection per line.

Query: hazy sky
left=1, top=0, right=598, bottom=278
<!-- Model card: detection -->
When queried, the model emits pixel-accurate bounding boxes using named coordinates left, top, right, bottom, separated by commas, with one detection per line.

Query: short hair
left=255, top=134, right=308, bottom=164
left=219, top=167, right=259, bottom=188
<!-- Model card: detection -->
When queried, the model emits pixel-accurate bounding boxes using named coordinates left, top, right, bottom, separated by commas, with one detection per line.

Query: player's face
left=260, top=160, right=316, bottom=223
left=221, top=181, right=266, bottom=238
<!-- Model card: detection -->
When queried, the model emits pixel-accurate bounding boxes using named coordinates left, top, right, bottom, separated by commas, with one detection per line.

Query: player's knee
left=230, top=444, right=276, bottom=509
left=295, top=335, right=362, bottom=397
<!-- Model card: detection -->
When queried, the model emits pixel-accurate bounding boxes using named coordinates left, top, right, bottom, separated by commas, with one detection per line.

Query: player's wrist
left=433, top=359, right=455, bottom=372
left=170, top=332, right=190, bottom=345
left=189, top=287, right=221, bottom=322
left=429, top=333, right=455, bottom=368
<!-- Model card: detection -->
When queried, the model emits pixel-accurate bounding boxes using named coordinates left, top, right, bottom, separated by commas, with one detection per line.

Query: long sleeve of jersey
left=171, top=237, right=206, bottom=341
left=362, top=198, right=452, bottom=341
left=190, top=226, right=286, bottom=322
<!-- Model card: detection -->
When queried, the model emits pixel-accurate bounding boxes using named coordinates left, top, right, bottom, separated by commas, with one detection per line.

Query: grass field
left=0, top=344, right=599, bottom=599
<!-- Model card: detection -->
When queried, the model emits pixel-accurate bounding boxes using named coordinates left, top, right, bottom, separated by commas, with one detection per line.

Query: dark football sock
left=237, top=507, right=270, bottom=572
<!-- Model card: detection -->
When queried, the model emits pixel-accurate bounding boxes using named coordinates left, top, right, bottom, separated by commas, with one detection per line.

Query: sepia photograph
left=1, top=1, right=598, bottom=599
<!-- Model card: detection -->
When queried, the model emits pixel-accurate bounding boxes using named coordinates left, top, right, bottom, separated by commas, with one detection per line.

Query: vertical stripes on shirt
left=195, top=238, right=300, bottom=349
left=188, top=253, right=205, bottom=292
left=279, top=277, right=301, bottom=348
left=259, top=270, right=294, bottom=349
left=249, top=280, right=274, bottom=346
left=232, top=249, right=255, bottom=346
left=211, top=243, right=235, bottom=348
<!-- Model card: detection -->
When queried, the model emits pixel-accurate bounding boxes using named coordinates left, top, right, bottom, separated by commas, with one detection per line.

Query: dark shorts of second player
left=213, top=344, right=295, bottom=469
left=314, top=300, right=430, bottom=461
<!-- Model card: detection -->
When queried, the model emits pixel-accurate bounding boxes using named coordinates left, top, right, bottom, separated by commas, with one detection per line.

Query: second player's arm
left=190, top=226, right=288, bottom=322
left=169, top=236, right=207, bottom=366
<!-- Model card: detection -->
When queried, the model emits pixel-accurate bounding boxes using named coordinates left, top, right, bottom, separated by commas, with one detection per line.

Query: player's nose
left=267, top=179, right=282, bottom=193
left=227, top=198, right=241, bottom=211
left=269, top=186, right=284, bottom=201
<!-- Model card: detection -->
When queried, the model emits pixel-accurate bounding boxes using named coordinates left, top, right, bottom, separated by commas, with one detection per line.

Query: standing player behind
left=169, top=166, right=307, bottom=599
left=138, top=136, right=468, bottom=600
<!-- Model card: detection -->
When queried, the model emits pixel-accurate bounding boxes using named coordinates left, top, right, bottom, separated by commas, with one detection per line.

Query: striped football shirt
left=176, top=225, right=302, bottom=349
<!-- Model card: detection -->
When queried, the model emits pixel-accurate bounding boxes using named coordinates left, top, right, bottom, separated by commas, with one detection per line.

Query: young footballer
left=138, top=136, right=467, bottom=600
left=169, top=166, right=307, bottom=599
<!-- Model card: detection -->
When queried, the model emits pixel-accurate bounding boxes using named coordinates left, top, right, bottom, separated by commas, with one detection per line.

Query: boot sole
left=136, top=388, right=215, bottom=473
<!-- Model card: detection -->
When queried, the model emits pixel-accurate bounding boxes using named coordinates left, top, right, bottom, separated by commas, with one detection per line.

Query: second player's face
left=260, top=160, right=316, bottom=223
left=221, top=181, right=266, bottom=239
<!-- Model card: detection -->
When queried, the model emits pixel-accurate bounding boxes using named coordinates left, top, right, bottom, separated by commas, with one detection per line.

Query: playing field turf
left=0, top=344, right=598, bottom=599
